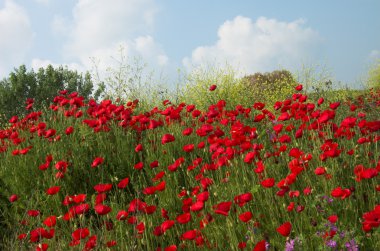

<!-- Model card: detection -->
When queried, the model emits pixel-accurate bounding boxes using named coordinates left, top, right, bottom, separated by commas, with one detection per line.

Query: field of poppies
left=0, top=84, right=379, bottom=250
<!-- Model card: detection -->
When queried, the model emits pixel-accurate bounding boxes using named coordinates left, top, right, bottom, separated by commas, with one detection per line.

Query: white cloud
left=34, top=0, right=50, bottom=5
left=63, top=0, right=159, bottom=61
left=31, top=58, right=85, bottom=73
left=183, top=16, right=322, bottom=75
left=0, top=0, right=35, bottom=77
left=51, top=0, right=169, bottom=83
left=51, top=15, right=69, bottom=37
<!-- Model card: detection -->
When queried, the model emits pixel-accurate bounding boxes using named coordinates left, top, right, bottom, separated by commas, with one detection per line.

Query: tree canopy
left=0, top=65, right=94, bottom=124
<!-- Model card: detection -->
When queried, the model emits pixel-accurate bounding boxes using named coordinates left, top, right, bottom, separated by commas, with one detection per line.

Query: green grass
left=0, top=85, right=379, bottom=251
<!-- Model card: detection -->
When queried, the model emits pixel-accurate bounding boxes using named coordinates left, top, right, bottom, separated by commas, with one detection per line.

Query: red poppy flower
left=65, top=126, right=74, bottom=135
left=253, top=240, right=267, bottom=251
left=117, top=177, right=130, bottom=189
left=18, top=233, right=27, bottom=240
left=176, top=212, right=191, bottom=224
left=209, top=85, right=217, bottom=91
left=277, top=221, right=292, bottom=237
left=234, top=192, right=253, bottom=207
left=152, top=171, right=165, bottom=181
left=74, top=203, right=90, bottom=215
left=43, top=215, right=57, bottom=228
left=238, top=242, right=247, bottom=249
left=28, top=210, right=40, bottom=217
left=182, top=128, right=193, bottom=136
left=9, top=116, right=18, bottom=124
left=9, top=194, right=18, bottom=203
left=46, top=186, right=60, bottom=195
left=134, top=162, right=144, bottom=170
left=135, top=144, right=143, bottom=152
left=161, top=134, right=175, bottom=144
left=107, top=240, right=117, bottom=247
left=116, top=210, right=128, bottom=221
left=155, top=181, right=166, bottom=191
left=36, top=243, right=49, bottom=251
left=55, top=161, right=68, bottom=172
left=161, top=220, right=175, bottom=232
left=330, top=102, right=340, bottom=109
left=328, top=215, right=338, bottom=223
left=94, top=183, right=112, bottom=193
left=165, top=245, right=177, bottom=251
left=287, top=202, right=295, bottom=212
left=238, top=211, right=253, bottom=222
left=183, top=144, right=194, bottom=152
left=214, top=201, right=232, bottom=216
left=181, top=229, right=198, bottom=240
left=196, top=191, right=209, bottom=202
left=261, top=178, right=275, bottom=188
left=94, top=204, right=112, bottom=215
left=95, top=193, right=106, bottom=205
left=72, top=228, right=89, bottom=241
left=150, top=160, right=159, bottom=168
left=295, top=84, right=303, bottom=91
left=190, top=201, right=204, bottom=212
left=314, top=167, right=326, bottom=175
left=85, top=235, right=97, bottom=249
left=331, top=187, right=343, bottom=198
left=44, top=129, right=56, bottom=138
left=39, top=161, right=50, bottom=171
left=135, top=221, right=145, bottom=234
left=30, top=228, right=49, bottom=243
left=91, top=157, right=104, bottom=168
left=303, top=187, right=312, bottom=195
left=143, top=186, right=156, bottom=195
left=317, top=97, right=324, bottom=106
left=73, top=194, right=87, bottom=204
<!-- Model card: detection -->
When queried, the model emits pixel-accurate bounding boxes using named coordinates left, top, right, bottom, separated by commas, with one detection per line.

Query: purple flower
left=330, top=224, right=338, bottom=232
left=339, top=231, right=346, bottom=239
left=345, top=239, right=359, bottom=251
left=265, top=241, right=270, bottom=250
left=285, top=239, right=295, bottom=251
left=326, top=240, right=337, bottom=249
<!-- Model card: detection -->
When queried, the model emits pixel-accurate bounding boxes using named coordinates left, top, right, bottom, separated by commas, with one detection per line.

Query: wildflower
left=253, top=240, right=266, bottom=251
left=91, top=157, right=104, bottom=168
left=9, top=194, right=18, bottom=203
left=209, top=85, right=217, bottom=91
left=261, top=178, right=275, bottom=188
left=325, top=240, right=337, bottom=248
left=277, top=221, right=292, bottom=237
left=94, top=204, right=112, bottom=215
left=285, top=239, right=295, bottom=251
left=214, top=201, right=232, bottom=216
left=43, top=216, right=57, bottom=228
left=181, top=229, right=198, bottom=240
left=295, top=84, right=303, bottom=91
left=46, top=186, right=60, bottom=195
left=345, top=239, right=359, bottom=251
left=238, top=211, right=253, bottom=223
left=161, top=134, right=175, bottom=144
left=72, top=228, right=90, bottom=241
left=117, top=177, right=130, bottom=189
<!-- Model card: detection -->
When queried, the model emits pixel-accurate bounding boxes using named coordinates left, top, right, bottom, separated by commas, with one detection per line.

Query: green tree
left=242, top=69, right=297, bottom=106
left=0, top=65, right=94, bottom=124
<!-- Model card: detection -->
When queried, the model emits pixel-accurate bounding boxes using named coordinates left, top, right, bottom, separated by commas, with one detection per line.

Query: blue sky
left=1, top=0, right=379, bottom=88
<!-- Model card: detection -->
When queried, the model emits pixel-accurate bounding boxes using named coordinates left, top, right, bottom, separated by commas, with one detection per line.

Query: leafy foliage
left=241, top=69, right=297, bottom=106
left=180, top=65, right=252, bottom=110
left=0, top=65, right=94, bottom=125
